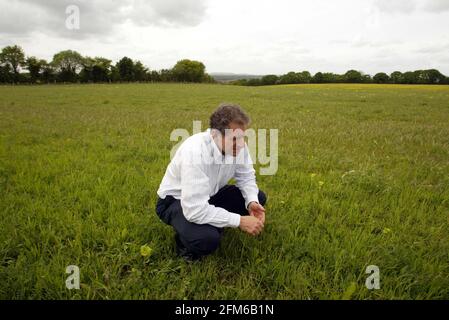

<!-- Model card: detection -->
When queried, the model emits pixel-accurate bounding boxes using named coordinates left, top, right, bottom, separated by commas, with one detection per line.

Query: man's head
left=210, top=103, right=250, bottom=157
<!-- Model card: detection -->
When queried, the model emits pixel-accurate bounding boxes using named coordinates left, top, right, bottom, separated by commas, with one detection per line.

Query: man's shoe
left=174, top=233, right=201, bottom=262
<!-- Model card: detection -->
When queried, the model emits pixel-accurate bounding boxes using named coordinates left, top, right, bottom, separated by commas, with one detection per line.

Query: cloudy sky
left=1, top=0, right=449, bottom=75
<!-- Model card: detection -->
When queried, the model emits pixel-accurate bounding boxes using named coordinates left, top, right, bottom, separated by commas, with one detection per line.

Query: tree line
left=1, top=45, right=448, bottom=86
left=0, top=45, right=214, bottom=84
left=231, top=69, right=449, bottom=86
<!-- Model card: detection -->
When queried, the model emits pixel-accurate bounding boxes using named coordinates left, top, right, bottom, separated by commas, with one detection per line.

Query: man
left=155, top=103, right=267, bottom=261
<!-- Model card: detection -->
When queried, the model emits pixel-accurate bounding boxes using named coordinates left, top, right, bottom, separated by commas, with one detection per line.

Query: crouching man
left=155, top=103, right=267, bottom=261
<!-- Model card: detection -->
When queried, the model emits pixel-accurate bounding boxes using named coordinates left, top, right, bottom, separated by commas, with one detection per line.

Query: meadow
left=0, top=83, right=448, bottom=299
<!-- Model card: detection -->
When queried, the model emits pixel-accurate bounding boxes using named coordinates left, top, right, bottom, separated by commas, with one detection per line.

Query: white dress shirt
left=157, top=128, right=260, bottom=228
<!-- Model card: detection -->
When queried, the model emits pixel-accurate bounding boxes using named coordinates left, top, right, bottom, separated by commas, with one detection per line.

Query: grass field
left=0, top=83, right=448, bottom=299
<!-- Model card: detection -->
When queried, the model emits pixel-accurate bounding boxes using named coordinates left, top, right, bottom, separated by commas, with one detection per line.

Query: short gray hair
left=209, top=103, right=250, bottom=134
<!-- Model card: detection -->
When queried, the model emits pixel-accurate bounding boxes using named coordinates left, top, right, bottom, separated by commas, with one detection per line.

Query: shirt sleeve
left=234, top=145, right=260, bottom=209
left=179, top=149, right=241, bottom=228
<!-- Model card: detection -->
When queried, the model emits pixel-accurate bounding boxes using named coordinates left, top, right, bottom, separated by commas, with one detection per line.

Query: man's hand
left=239, top=216, right=264, bottom=236
left=248, top=201, right=265, bottom=224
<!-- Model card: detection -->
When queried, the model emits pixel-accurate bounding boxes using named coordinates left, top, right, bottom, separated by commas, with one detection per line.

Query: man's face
left=219, top=122, right=247, bottom=157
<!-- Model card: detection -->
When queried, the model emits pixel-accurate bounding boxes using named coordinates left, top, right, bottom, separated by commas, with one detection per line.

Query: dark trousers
left=155, top=185, right=267, bottom=258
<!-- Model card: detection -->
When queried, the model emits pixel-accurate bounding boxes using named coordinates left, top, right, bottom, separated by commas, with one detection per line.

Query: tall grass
left=0, top=83, right=448, bottom=299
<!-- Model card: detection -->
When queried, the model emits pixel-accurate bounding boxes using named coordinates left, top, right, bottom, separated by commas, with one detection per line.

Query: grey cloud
left=131, top=0, right=207, bottom=27
left=0, top=0, right=208, bottom=39
left=351, top=38, right=402, bottom=48
left=413, top=42, right=449, bottom=54
left=374, top=0, right=416, bottom=14
left=374, top=0, right=449, bottom=14
left=422, top=0, right=449, bottom=12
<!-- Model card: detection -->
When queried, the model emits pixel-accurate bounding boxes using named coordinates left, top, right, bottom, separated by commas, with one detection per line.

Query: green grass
left=0, top=83, right=448, bottom=299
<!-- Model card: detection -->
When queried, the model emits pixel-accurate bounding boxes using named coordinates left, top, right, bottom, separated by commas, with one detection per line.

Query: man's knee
left=185, top=228, right=221, bottom=256
left=258, top=190, right=267, bottom=206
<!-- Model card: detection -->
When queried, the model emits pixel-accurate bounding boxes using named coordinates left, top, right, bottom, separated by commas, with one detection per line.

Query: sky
left=1, top=0, right=449, bottom=75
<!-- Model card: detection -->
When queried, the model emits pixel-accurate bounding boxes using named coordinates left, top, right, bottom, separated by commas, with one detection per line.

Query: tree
left=373, top=72, right=389, bottom=84
left=246, top=78, right=262, bottom=86
left=160, top=69, right=173, bottom=82
left=312, top=72, right=341, bottom=83
left=25, top=56, right=46, bottom=83
left=0, top=64, right=12, bottom=83
left=343, top=70, right=363, bottom=83
left=147, top=70, right=159, bottom=82
left=202, top=73, right=216, bottom=83
left=261, top=74, right=279, bottom=85
left=312, top=72, right=324, bottom=83
left=79, top=56, right=95, bottom=83
left=414, top=70, right=427, bottom=84
left=41, top=60, right=54, bottom=83
left=402, top=71, right=417, bottom=84
left=92, top=57, right=112, bottom=82
left=171, top=59, right=206, bottom=82
left=423, top=69, right=445, bottom=84
left=133, top=61, right=148, bottom=82
left=0, top=45, right=25, bottom=83
left=80, top=56, right=112, bottom=83
left=362, top=74, right=373, bottom=83
left=326, top=73, right=343, bottom=83
left=110, top=65, right=120, bottom=82
left=278, top=72, right=300, bottom=84
left=116, top=57, right=134, bottom=82
left=52, top=50, right=84, bottom=82
left=230, top=79, right=248, bottom=86
left=390, top=71, right=403, bottom=84
left=298, top=71, right=312, bottom=83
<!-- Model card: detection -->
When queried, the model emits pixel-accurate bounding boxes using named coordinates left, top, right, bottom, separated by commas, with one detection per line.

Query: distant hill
left=210, top=72, right=264, bottom=83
